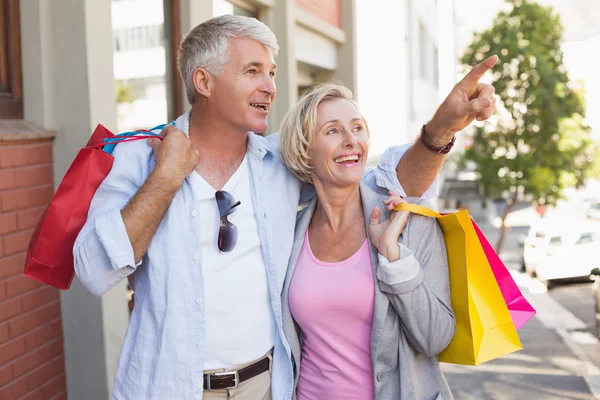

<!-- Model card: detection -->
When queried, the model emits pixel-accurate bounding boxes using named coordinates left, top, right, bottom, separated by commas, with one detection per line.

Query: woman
left=279, top=82, right=456, bottom=400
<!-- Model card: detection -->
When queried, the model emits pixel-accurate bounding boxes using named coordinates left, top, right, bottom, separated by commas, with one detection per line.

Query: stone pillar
left=20, top=1, right=129, bottom=398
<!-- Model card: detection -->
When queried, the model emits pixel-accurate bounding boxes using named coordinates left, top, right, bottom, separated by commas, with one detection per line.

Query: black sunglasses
left=215, top=190, right=241, bottom=252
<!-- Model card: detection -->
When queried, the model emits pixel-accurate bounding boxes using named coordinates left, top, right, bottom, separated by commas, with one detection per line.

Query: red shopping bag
left=23, top=124, right=162, bottom=290
left=472, top=221, right=536, bottom=329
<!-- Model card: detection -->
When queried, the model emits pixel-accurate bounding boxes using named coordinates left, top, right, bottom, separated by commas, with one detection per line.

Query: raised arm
left=397, top=55, right=499, bottom=197
left=73, top=126, right=198, bottom=296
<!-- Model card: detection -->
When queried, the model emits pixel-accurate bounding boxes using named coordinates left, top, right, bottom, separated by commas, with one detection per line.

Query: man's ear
left=193, top=68, right=212, bottom=98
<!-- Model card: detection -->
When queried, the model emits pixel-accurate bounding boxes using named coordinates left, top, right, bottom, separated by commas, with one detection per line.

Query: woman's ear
left=193, top=68, right=211, bottom=98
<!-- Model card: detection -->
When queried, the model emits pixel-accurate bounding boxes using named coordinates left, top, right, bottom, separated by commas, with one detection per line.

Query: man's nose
left=260, top=75, right=276, bottom=98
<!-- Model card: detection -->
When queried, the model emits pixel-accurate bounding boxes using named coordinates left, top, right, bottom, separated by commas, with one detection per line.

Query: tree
left=460, top=0, right=592, bottom=252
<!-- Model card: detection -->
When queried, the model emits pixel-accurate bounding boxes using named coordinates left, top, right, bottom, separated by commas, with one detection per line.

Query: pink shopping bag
left=472, top=222, right=536, bottom=329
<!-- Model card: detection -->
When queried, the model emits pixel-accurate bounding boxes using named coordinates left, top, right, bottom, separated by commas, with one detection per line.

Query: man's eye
left=270, top=71, right=276, bottom=78
left=247, top=69, right=257, bottom=74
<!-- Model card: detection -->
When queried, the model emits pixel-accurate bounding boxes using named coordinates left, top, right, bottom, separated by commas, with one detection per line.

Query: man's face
left=210, top=37, right=277, bottom=134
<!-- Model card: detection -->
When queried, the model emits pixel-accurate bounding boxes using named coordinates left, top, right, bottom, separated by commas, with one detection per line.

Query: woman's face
left=308, top=98, right=370, bottom=188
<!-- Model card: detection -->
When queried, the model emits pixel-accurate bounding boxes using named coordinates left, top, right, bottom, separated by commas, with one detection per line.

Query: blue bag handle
left=102, top=122, right=175, bottom=154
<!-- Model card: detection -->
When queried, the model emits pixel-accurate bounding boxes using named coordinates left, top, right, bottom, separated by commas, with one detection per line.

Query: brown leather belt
left=203, top=356, right=270, bottom=390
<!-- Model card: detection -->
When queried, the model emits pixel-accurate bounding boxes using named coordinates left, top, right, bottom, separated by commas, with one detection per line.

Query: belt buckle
left=212, top=370, right=239, bottom=389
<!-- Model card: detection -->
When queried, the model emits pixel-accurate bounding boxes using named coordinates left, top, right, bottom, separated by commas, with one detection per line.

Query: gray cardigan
left=281, top=183, right=456, bottom=400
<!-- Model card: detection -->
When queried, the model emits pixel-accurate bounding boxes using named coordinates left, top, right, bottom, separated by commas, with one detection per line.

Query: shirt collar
left=177, top=110, right=271, bottom=160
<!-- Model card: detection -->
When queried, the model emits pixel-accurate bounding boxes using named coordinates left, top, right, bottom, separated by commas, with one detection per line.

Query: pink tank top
left=289, top=231, right=375, bottom=400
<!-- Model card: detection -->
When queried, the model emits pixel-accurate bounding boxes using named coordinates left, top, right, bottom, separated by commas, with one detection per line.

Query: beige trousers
left=203, top=352, right=272, bottom=400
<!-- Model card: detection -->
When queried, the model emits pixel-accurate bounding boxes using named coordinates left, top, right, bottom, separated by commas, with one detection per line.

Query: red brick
left=15, top=165, right=54, bottom=188
left=0, top=322, right=8, bottom=344
left=9, top=302, right=61, bottom=337
left=21, top=388, right=44, bottom=400
left=296, top=0, right=341, bottom=27
left=0, top=240, right=3, bottom=257
left=0, top=337, right=26, bottom=364
left=0, top=212, right=18, bottom=235
left=40, top=374, right=65, bottom=399
left=0, top=169, right=16, bottom=190
left=5, top=275, right=39, bottom=297
left=0, top=253, right=26, bottom=280
left=3, top=229, right=34, bottom=256
left=0, top=282, right=6, bottom=301
left=0, top=296, right=23, bottom=322
left=22, top=287, right=59, bottom=312
left=23, top=320, right=62, bottom=352
left=53, top=392, right=66, bottom=400
left=24, top=357, right=64, bottom=390
left=0, top=376, right=28, bottom=399
left=0, top=364, right=12, bottom=387
left=0, top=144, right=53, bottom=169
left=1, top=186, right=54, bottom=212
left=17, top=207, right=46, bottom=230
left=12, top=338, right=63, bottom=378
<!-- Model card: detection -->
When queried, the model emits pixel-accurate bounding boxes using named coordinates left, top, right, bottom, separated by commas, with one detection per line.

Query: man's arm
left=397, top=55, right=499, bottom=197
left=122, top=127, right=199, bottom=262
left=74, top=126, right=199, bottom=296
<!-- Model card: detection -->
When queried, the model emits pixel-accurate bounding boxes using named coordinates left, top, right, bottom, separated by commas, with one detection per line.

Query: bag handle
left=394, top=202, right=443, bottom=219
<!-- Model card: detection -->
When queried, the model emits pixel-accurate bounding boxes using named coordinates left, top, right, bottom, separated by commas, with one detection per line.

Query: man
left=74, top=15, right=497, bottom=400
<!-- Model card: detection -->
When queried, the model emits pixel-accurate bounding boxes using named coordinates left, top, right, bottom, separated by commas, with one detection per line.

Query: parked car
left=587, top=203, right=600, bottom=219
left=521, top=219, right=553, bottom=276
left=532, top=228, right=600, bottom=288
left=590, top=266, right=600, bottom=338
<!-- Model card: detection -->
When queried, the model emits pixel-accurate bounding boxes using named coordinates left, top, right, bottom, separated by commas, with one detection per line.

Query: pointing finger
left=458, top=55, right=499, bottom=88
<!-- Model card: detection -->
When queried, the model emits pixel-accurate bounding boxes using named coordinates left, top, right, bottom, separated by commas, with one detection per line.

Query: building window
left=418, top=21, right=427, bottom=80
left=433, top=46, right=439, bottom=89
left=214, top=0, right=259, bottom=18
left=0, top=0, right=23, bottom=119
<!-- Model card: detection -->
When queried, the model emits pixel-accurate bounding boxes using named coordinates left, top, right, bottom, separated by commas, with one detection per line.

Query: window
left=418, top=21, right=427, bottom=80
left=0, top=0, right=23, bottom=119
left=433, top=46, right=439, bottom=89
left=214, top=0, right=259, bottom=18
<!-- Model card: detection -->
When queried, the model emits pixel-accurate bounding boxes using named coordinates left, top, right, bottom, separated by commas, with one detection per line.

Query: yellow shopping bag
left=395, top=203, right=523, bottom=365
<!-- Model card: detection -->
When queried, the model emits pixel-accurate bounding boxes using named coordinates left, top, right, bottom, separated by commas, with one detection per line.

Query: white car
left=587, top=203, right=600, bottom=219
left=533, top=229, right=600, bottom=288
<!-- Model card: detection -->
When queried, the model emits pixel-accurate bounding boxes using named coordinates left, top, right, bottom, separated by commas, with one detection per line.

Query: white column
left=20, top=1, right=128, bottom=398
left=261, top=0, right=297, bottom=135
left=333, top=0, right=358, bottom=97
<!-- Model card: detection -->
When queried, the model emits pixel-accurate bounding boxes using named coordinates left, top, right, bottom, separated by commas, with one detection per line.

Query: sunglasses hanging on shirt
left=215, top=190, right=240, bottom=252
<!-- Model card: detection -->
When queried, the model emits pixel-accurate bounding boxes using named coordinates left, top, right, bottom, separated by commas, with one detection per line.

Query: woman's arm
left=369, top=198, right=455, bottom=357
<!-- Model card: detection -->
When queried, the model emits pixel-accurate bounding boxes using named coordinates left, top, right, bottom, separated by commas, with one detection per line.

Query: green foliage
left=116, top=81, right=133, bottom=104
left=461, top=0, right=591, bottom=206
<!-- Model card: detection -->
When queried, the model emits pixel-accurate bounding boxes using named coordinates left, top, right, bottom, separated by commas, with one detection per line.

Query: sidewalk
left=440, top=223, right=598, bottom=399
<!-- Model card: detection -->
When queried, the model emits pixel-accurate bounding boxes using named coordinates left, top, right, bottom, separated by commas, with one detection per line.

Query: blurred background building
left=0, top=0, right=457, bottom=398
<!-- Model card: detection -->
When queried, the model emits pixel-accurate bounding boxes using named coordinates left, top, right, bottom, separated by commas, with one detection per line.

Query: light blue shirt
left=73, top=111, right=437, bottom=400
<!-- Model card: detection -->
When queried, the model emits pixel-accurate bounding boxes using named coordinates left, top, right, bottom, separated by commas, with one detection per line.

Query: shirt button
left=197, top=341, right=204, bottom=348
left=193, top=255, right=199, bottom=261
left=197, top=383, right=202, bottom=389
left=377, top=371, right=385, bottom=382
left=196, top=298, right=203, bottom=304
left=191, top=210, right=197, bottom=217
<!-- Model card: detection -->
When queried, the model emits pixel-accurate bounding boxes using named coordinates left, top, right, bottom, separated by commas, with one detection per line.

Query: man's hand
left=426, top=55, right=499, bottom=145
left=149, top=125, right=200, bottom=188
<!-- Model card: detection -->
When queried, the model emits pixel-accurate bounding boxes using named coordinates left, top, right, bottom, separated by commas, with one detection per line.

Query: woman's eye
left=353, top=125, right=363, bottom=132
left=327, top=128, right=338, bottom=135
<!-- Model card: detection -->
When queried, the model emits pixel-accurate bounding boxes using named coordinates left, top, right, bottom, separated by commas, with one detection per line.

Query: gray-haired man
left=74, top=14, right=497, bottom=400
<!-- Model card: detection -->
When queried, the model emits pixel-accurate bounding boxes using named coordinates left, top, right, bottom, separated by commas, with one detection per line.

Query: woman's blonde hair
left=279, top=82, right=368, bottom=183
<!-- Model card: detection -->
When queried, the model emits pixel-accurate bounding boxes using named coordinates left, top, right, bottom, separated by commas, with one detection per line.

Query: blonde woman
left=279, top=82, right=456, bottom=400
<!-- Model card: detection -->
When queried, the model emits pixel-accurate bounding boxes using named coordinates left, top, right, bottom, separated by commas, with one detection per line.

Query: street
left=441, top=207, right=600, bottom=399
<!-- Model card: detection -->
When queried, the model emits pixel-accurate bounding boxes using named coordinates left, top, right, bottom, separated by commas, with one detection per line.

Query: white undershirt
left=190, top=155, right=275, bottom=369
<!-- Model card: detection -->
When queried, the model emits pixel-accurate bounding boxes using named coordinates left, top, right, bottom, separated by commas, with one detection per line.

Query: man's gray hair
left=177, top=14, right=279, bottom=104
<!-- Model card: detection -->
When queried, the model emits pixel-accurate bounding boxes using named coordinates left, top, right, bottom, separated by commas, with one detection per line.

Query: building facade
left=0, top=0, right=455, bottom=398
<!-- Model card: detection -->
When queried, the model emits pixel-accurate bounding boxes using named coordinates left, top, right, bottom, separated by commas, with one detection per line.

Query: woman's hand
left=368, top=192, right=410, bottom=262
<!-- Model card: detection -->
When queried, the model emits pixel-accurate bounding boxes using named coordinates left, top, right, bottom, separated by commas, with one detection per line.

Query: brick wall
left=296, top=0, right=342, bottom=28
left=0, top=137, right=67, bottom=400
